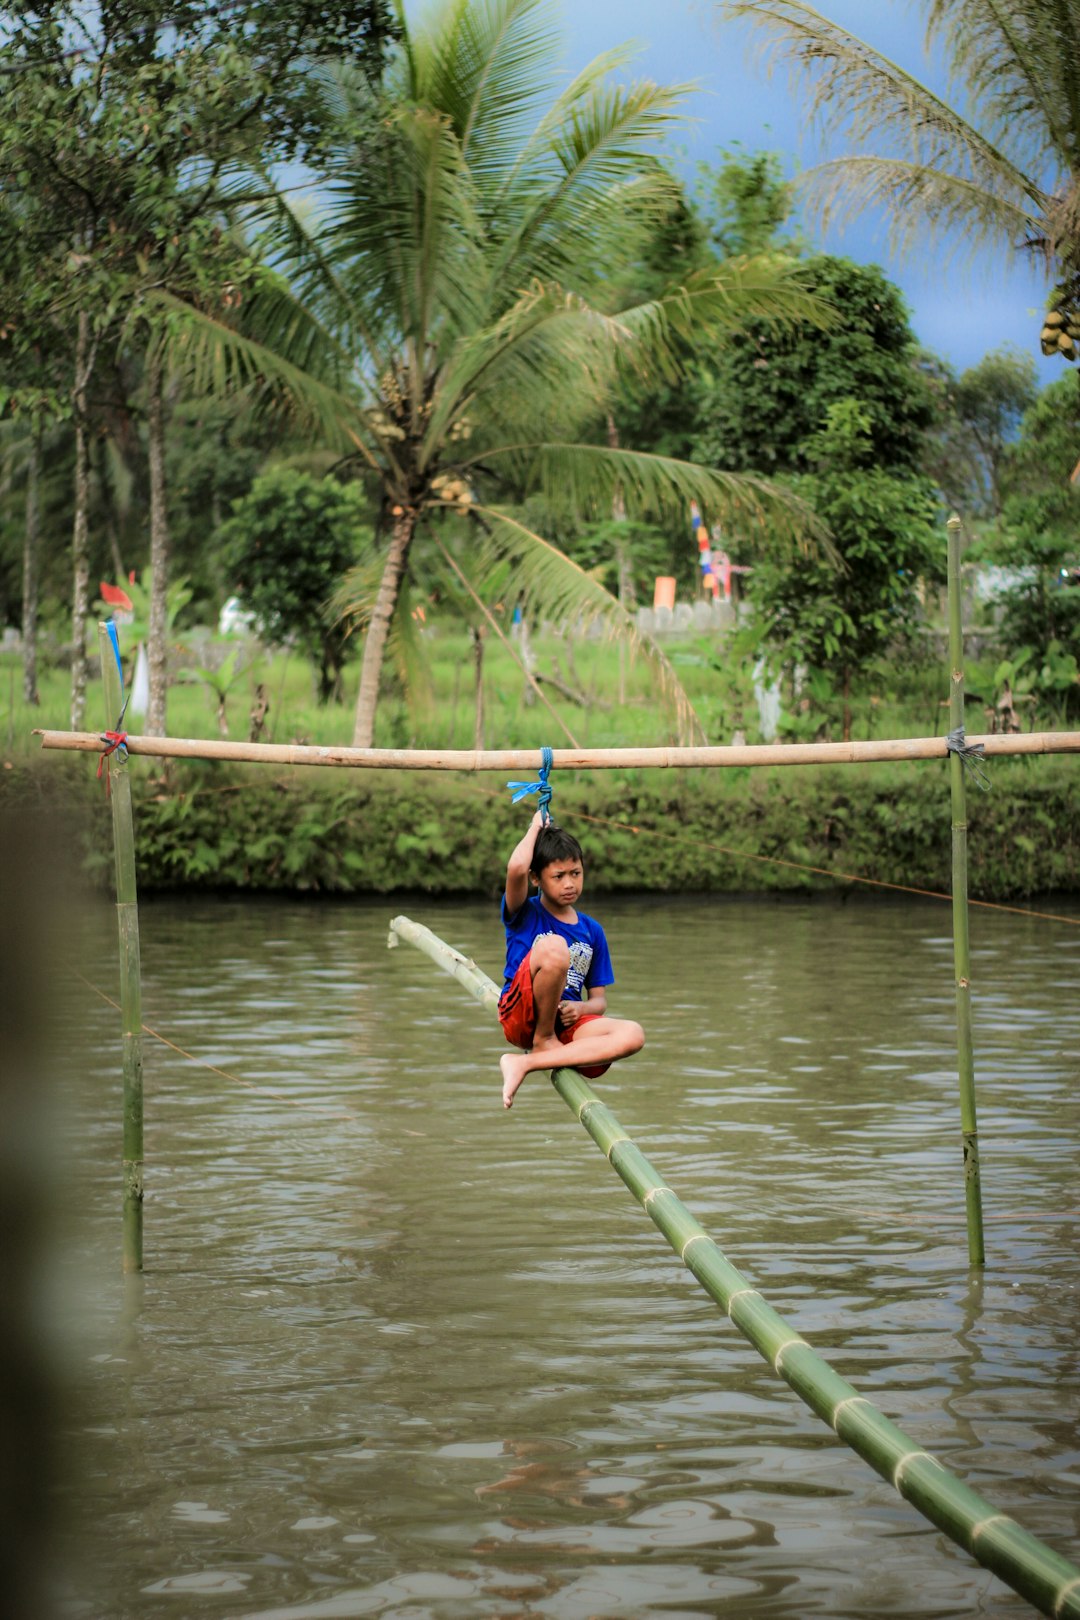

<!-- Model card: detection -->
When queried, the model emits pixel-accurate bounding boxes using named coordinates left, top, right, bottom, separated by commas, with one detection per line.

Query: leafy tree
left=726, top=0, right=1080, bottom=361
left=921, top=346, right=1039, bottom=519
left=220, top=469, right=368, bottom=702
left=673, top=216, right=943, bottom=738
left=0, top=0, right=394, bottom=731
left=691, top=254, right=936, bottom=484
left=748, top=400, right=940, bottom=736
left=699, top=144, right=797, bottom=259
left=987, top=371, right=1080, bottom=692
left=611, top=147, right=794, bottom=469
left=175, top=0, right=833, bottom=747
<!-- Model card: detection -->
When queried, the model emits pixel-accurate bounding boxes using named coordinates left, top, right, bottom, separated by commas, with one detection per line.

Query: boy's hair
left=530, top=822, right=584, bottom=875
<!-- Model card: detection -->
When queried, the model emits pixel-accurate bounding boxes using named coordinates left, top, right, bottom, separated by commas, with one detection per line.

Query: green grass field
left=2, top=615, right=962, bottom=762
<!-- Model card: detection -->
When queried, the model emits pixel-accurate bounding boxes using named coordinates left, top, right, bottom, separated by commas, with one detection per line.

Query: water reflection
left=57, top=893, right=1080, bottom=1618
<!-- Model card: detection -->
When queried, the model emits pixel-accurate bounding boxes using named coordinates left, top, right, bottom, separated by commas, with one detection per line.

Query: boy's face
left=532, top=855, right=584, bottom=910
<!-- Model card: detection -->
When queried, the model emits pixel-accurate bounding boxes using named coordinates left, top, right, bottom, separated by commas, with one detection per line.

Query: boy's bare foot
left=501, top=1052, right=529, bottom=1109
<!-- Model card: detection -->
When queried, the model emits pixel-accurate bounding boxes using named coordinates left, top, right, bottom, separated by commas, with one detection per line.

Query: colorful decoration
left=689, top=503, right=751, bottom=602
left=690, top=500, right=720, bottom=597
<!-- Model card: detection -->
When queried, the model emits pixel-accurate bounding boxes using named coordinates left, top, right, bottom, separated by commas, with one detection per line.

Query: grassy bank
left=6, top=750, right=1077, bottom=902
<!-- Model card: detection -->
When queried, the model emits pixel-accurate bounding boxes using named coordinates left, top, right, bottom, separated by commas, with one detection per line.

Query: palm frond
left=923, top=0, right=1080, bottom=174
left=491, top=76, right=692, bottom=288
left=723, top=1, right=1047, bottom=209
left=332, top=546, right=386, bottom=638
left=801, top=154, right=1044, bottom=263
left=467, top=502, right=707, bottom=743
left=493, top=39, right=644, bottom=204
left=430, top=532, right=582, bottom=745
left=387, top=572, right=436, bottom=722
left=151, top=291, right=378, bottom=465
left=245, top=181, right=394, bottom=377
left=422, top=256, right=835, bottom=462
left=320, top=101, right=489, bottom=364
left=413, top=0, right=560, bottom=182
left=463, top=442, right=834, bottom=559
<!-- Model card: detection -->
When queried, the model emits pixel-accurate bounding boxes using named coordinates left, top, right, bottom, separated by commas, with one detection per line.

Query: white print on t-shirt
left=537, top=931, right=593, bottom=998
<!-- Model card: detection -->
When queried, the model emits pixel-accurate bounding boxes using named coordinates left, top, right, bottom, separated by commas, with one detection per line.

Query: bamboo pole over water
left=947, top=515, right=985, bottom=1267
left=99, top=622, right=144, bottom=1273
left=387, top=914, right=1080, bottom=1618
left=33, top=726, right=1080, bottom=771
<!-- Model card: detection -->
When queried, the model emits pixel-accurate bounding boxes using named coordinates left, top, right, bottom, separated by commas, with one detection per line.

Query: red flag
left=99, top=581, right=134, bottom=611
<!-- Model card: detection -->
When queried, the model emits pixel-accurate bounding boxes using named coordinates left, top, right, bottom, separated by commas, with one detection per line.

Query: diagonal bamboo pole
left=99, top=622, right=144, bottom=1273
left=947, top=514, right=985, bottom=1266
left=387, top=914, right=1080, bottom=1619
left=33, top=727, right=1080, bottom=771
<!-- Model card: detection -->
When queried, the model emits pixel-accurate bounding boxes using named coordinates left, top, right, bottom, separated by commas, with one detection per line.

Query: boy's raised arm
left=504, top=810, right=544, bottom=916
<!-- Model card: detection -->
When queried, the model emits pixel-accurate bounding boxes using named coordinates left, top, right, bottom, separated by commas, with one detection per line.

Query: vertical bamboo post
left=946, top=515, right=985, bottom=1267
left=99, top=622, right=144, bottom=1272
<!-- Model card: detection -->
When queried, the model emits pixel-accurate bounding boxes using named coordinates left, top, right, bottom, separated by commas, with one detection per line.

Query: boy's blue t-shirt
left=501, top=894, right=614, bottom=1000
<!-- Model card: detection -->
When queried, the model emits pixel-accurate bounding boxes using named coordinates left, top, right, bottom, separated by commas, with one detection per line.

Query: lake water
left=52, top=892, right=1080, bottom=1618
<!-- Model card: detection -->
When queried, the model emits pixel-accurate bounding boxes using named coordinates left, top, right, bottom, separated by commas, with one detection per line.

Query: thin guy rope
left=72, top=968, right=360, bottom=1123
left=475, top=785, right=1080, bottom=927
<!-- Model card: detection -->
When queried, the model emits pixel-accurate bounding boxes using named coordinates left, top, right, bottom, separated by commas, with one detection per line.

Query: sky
left=554, top=0, right=1060, bottom=384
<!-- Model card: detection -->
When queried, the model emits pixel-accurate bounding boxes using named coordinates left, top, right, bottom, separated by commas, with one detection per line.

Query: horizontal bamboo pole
left=387, top=914, right=1080, bottom=1620
left=33, top=726, right=1080, bottom=772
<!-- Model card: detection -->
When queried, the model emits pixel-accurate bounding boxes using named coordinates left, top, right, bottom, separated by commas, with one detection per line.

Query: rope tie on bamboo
left=507, top=745, right=554, bottom=822
left=945, top=726, right=991, bottom=791
left=96, top=619, right=130, bottom=796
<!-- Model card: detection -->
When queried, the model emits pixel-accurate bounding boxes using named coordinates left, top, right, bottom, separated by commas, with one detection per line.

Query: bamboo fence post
left=99, top=622, right=144, bottom=1273
left=387, top=914, right=1080, bottom=1618
left=946, top=515, right=985, bottom=1267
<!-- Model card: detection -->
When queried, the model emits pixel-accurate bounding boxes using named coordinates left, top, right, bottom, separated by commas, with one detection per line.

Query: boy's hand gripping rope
left=945, top=726, right=991, bottom=792
left=507, top=745, right=554, bottom=823
left=96, top=619, right=130, bottom=797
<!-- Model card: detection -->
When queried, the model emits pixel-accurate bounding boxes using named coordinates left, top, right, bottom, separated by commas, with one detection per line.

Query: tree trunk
left=607, top=412, right=632, bottom=704
left=22, top=411, right=42, bottom=706
left=607, top=411, right=627, bottom=524
left=352, top=507, right=415, bottom=747
left=842, top=665, right=852, bottom=743
left=70, top=310, right=92, bottom=732
left=472, top=624, right=486, bottom=750
left=146, top=344, right=170, bottom=738
left=519, top=614, right=536, bottom=707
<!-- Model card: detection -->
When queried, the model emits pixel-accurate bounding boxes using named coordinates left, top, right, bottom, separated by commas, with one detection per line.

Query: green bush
left=5, top=753, right=1077, bottom=902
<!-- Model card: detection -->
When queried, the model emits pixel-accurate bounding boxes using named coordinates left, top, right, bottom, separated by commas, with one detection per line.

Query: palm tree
left=724, top=1, right=1080, bottom=360
left=167, top=0, right=833, bottom=746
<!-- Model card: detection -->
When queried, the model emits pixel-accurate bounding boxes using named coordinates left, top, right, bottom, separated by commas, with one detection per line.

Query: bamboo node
left=643, top=1185, right=672, bottom=1208
left=727, top=1287, right=762, bottom=1316
left=893, top=1449, right=943, bottom=1490
left=970, top=1513, right=1010, bottom=1545
left=831, top=1394, right=872, bottom=1430
left=679, top=1232, right=708, bottom=1260
left=1054, top=1575, right=1080, bottom=1618
left=774, top=1336, right=809, bottom=1372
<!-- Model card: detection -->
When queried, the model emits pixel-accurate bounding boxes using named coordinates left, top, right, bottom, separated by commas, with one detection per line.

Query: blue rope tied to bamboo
left=97, top=619, right=130, bottom=795
left=507, top=745, right=554, bottom=823
left=945, top=726, right=991, bottom=791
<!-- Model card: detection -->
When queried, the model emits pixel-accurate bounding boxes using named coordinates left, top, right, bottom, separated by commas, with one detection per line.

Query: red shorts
left=498, top=953, right=611, bottom=1079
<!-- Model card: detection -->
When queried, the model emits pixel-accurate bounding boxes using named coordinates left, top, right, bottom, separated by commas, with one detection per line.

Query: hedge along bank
left=7, top=755, right=1079, bottom=901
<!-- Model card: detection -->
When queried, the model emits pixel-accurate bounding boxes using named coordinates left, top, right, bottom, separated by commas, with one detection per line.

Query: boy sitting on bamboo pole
left=498, top=812, right=644, bottom=1109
